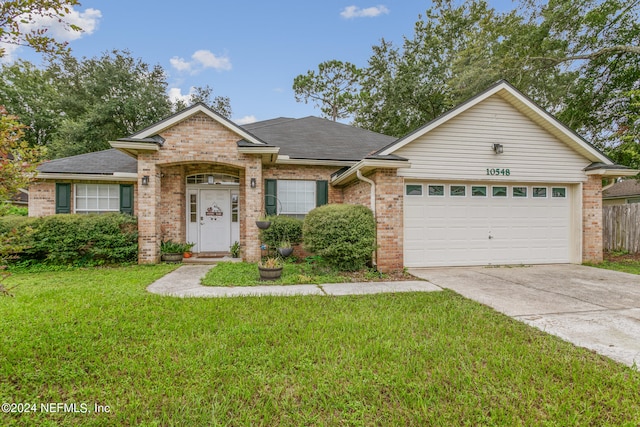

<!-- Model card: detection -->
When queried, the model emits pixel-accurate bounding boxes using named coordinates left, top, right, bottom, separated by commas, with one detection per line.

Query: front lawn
left=1, top=266, right=639, bottom=425
left=201, top=260, right=407, bottom=286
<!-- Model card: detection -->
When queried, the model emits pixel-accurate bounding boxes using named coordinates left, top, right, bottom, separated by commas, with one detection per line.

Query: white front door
left=199, top=189, right=231, bottom=252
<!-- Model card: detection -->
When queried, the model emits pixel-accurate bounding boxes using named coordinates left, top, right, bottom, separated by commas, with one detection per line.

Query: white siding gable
left=395, top=94, right=592, bottom=183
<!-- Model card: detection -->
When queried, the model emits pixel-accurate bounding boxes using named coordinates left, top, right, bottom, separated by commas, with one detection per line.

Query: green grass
left=589, top=259, right=640, bottom=275
left=1, top=265, right=640, bottom=426
left=201, top=260, right=382, bottom=286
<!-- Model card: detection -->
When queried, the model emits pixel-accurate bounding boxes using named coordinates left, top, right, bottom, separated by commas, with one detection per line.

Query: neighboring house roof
left=37, top=148, right=138, bottom=177
left=243, top=116, right=396, bottom=161
left=603, top=179, right=640, bottom=199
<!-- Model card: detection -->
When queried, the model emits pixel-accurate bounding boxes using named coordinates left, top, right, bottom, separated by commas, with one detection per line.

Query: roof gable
left=376, top=80, right=612, bottom=165
left=129, top=103, right=267, bottom=146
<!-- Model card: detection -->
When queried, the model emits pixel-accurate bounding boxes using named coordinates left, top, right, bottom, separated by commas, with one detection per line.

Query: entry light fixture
left=141, top=175, right=149, bottom=186
left=250, top=178, right=256, bottom=188
left=493, top=143, right=504, bottom=154
left=207, top=175, right=214, bottom=185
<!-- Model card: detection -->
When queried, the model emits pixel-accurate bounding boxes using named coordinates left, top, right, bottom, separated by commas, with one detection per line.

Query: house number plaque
left=486, top=168, right=511, bottom=176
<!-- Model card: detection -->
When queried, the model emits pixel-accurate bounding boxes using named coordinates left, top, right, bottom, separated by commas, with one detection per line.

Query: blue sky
left=7, top=1, right=516, bottom=125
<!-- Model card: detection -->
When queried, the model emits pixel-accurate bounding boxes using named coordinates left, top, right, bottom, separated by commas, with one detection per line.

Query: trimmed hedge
left=259, top=215, right=303, bottom=248
left=303, top=204, right=376, bottom=271
left=0, top=213, right=138, bottom=265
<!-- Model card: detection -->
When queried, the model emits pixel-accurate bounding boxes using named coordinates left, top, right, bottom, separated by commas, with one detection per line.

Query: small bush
left=0, top=203, right=28, bottom=216
left=0, top=213, right=138, bottom=265
left=303, top=204, right=376, bottom=271
left=260, top=215, right=303, bottom=248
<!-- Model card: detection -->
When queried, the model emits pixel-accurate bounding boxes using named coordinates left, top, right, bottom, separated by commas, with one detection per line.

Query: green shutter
left=119, top=184, right=134, bottom=215
left=316, top=180, right=328, bottom=207
left=265, top=179, right=277, bottom=215
left=55, top=183, right=71, bottom=214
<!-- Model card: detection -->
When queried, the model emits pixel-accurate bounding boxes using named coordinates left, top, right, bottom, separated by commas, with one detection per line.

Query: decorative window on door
left=231, top=194, right=238, bottom=222
left=190, top=194, right=197, bottom=223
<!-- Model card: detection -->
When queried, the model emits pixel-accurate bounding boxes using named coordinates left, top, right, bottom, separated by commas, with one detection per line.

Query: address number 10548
left=486, top=168, right=510, bottom=176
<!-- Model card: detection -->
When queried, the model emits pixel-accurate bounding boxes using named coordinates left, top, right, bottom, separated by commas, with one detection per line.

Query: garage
left=404, top=181, right=575, bottom=267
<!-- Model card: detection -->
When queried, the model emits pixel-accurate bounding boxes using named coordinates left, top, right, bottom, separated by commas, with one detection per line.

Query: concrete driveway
left=408, top=264, right=640, bottom=368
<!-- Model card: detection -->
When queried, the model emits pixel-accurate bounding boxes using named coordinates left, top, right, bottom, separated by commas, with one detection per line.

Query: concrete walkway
left=146, top=264, right=441, bottom=298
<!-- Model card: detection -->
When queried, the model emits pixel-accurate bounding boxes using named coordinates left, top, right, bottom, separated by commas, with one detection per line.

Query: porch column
left=373, top=169, right=404, bottom=272
left=138, top=159, right=161, bottom=263
left=582, top=175, right=603, bottom=263
left=242, top=158, right=262, bottom=262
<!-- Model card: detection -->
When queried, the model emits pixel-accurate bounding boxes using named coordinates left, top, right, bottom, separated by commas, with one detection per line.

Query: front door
left=199, top=189, right=231, bottom=252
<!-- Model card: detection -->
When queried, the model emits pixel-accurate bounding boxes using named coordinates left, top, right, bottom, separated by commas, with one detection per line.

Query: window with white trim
left=405, top=184, right=423, bottom=196
left=428, top=185, right=444, bottom=196
left=75, top=184, right=120, bottom=214
left=552, top=187, right=566, bottom=198
left=279, top=180, right=316, bottom=215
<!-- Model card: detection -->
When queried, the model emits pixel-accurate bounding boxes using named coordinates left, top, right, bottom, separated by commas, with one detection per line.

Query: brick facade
left=582, top=175, right=603, bottom=263
left=136, top=113, right=263, bottom=263
left=29, top=180, right=137, bottom=217
left=341, top=169, right=404, bottom=272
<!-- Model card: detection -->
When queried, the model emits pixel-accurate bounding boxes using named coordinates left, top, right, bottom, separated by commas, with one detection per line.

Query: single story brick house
left=29, top=80, right=636, bottom=271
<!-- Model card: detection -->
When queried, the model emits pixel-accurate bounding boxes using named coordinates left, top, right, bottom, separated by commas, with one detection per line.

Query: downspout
left=356, top=170, right=377, bottom=267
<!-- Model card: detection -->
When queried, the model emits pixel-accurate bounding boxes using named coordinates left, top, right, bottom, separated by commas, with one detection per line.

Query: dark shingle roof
left=603, top=179, right=640, bottom=198
left=38, top=149, right=137, bottom=174
left=242, top=116, right=396, bottom=161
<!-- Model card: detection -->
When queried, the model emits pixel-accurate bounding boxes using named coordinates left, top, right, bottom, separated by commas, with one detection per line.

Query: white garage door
left=404, top=182, right=572, bottom=267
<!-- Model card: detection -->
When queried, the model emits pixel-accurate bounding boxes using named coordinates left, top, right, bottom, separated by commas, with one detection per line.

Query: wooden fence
left=603, top=204, right=640, bottom=253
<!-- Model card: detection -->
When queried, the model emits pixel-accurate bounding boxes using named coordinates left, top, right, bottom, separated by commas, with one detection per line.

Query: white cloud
left=340, top=5, right=389, bottom=19
left=170, top=50, right=232, bottom=74
left=21, top=7, right=102, bottom=41
left=192, top=50, right=232, bottom=71
left=170, top=57, right=192, bottom=72
left=168, top=87, right=192, bottom=104
left=1, top=7, right=101, bottom=63
left=235, top=115, right=257, bottom=125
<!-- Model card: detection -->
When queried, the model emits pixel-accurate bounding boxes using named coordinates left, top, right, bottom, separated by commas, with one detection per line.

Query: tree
left=0, top=60, right=60, bottom=147
left=0, top=106, right=44, bottom=201
left=172, top=85, right=232, bottom=118
left=293, top=60, right=362, bottom=121
left=46, top=50, right=173, bottom=158
left=0, top=0, right=81, bottom=58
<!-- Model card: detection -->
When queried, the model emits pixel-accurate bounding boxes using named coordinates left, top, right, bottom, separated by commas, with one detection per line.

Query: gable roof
left=243, top=116, right=396, bottom=161
left=375, top=80, right=612, bottom=164
left=38, top=148, right=137, bottom=175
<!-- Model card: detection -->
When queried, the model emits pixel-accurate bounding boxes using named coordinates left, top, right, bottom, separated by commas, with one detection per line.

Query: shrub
left=0, top=203, right=28, bottom=216
left=303, top=204, right=376, bottom=271
left=0, top=213, right=138, bottom=265
left=260, top=215, right=303, bottom=248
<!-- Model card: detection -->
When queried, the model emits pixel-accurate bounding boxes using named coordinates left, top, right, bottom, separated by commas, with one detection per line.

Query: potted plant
left=161, top=240, right=185, bottom=263
left=255, top=216, right=271, bottom=230
left=230, top=241, right=241, bottom=258
left=183, top=242, right=195, bottom=258
left=277, top=240, right=293, bottom=257
left=258, top=257, right=283, bottom=280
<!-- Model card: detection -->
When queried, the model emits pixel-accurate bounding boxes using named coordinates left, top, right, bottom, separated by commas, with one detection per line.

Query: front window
left=75, top=184, right=120, bottom=214
left=279, top=180, right=316, bottom=216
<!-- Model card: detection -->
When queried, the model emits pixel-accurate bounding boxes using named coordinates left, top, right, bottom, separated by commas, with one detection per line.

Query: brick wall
left=372, top=169, right=404, bottom=272
left=583, top=175, right=603, bottom=263
left=341, top=169, right=404, bottom=273
left=29, top=180, right=137, bottom=217
left=28, top=181, right=57, bottom=217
